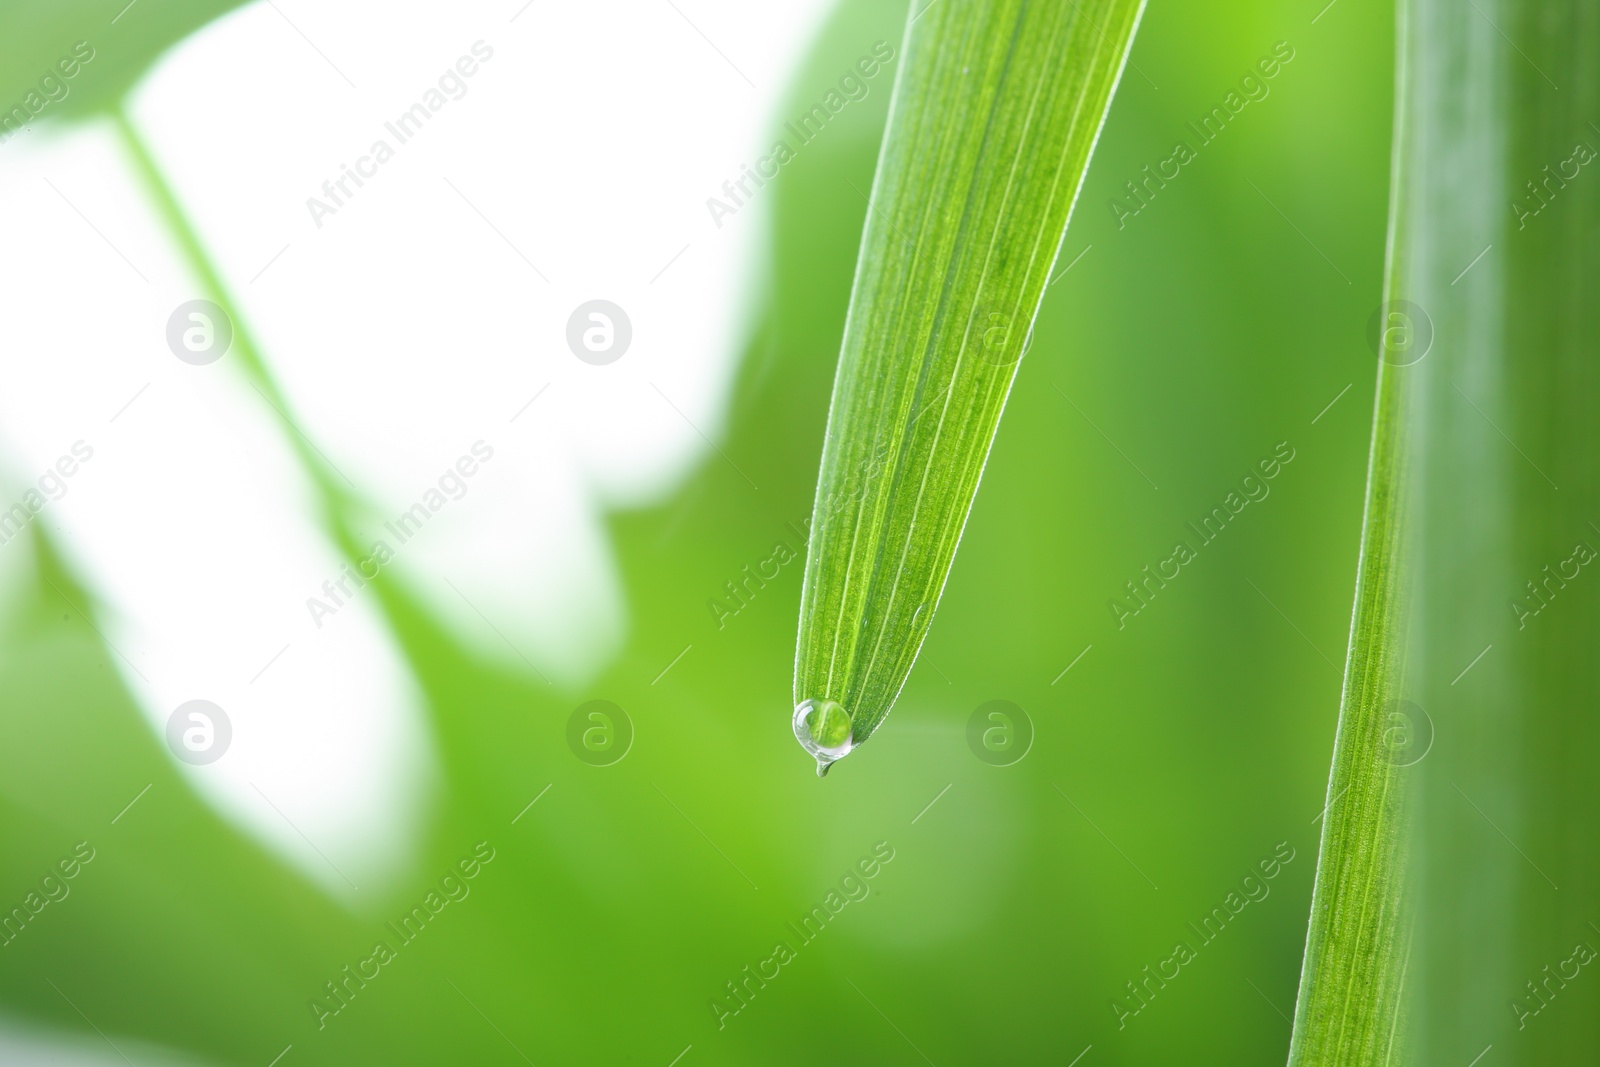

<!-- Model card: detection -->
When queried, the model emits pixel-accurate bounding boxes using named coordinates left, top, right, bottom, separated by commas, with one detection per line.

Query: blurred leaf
left=0, top=0, right=1417, bottom=1061
left=1397, top=1, right=1600, bottom=1065
left=0, top=0, right=249, bottom=128
left=792, top=0, right=1145, bottom=775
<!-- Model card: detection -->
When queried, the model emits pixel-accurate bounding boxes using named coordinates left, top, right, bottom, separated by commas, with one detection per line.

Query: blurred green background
left=0, top=0, right=1412, bottom=1063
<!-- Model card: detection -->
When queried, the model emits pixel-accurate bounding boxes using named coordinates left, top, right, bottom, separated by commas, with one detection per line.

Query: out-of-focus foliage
left=0, top=0, right=1422, bottom=1064
left=0, top=1, right=250, bottom=124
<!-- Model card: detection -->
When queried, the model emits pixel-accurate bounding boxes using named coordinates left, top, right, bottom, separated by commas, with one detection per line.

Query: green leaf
left=0, top=0, right=249, bottom=130
left=1283, top=4, right=1424, bottom=1060
left=791, top=0, right=1146, bottom=775
left=1289, top=0, right=1600, bottom=1062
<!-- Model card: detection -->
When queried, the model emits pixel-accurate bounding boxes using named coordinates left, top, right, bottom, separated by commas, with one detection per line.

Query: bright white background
left=0, top=0, right=833, bottom=951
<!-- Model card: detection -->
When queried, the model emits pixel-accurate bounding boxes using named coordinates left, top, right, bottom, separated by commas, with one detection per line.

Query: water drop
left=793, top=698, right=855, bottom=777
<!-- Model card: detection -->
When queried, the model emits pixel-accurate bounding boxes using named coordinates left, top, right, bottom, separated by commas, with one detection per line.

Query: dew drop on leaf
left=793, top=698, right=855, bottom=777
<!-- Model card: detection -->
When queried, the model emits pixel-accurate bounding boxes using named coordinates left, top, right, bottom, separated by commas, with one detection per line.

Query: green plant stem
left=1286, top=7, right=1420, bottom=1064
left=112, top=103, right=358, bottom=525
left=1290, top=0, right=1600, bottom=1060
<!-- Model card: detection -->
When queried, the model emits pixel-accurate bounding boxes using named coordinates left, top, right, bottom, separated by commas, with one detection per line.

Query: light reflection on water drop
left=793, top=698, right=855, bottom=777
